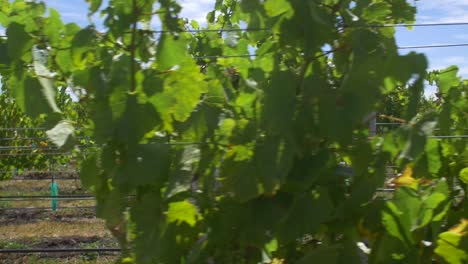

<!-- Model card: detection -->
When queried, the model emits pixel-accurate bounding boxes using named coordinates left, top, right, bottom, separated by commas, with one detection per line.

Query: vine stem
left=129, top=0, right=138, bottom=93
left=297, top=49, right=336, bottom=94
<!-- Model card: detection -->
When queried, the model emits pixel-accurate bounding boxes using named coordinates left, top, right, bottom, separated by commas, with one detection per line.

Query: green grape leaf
left=459, top=167, right=468, bottom=184
left=417, top=192, right=447, bottom=228
left=166, top=146, right=200, bottom=198
left=96, top=187, right=125, bottom=227
left=71, top=26, right=95, bottom=67
left=117, top=144, right=171, bottom=187
left=362, top=2, right=392, bottom=22
left=382, top=187, right=421, bottom=246
left=255, top=136, right=293, bottom=194
left=425, top=139, right=441, bottom=176
left=6, top=22, right=33, bottom=59
left=3, top=0, right=462, bottom=262
left=235, top=92, right=257, bottom=118
left=438, top=66, right=460, bottom=95
left=80, top=154, right=100, bottom=189
left=435, top=220, right=468, bottom=264
left=86, top=0, right=103, bottom=14
left=156, top=33, right=190, bottom=70
left=0, top=42, right=11, bottom=66
left=150, top=62, right=208, bottom=130
left=220, top=145, right=260, bottom=202
left=296, top=245, right=340, bottom=264
left=55, top=50, right=73, bottom=73
left=166, top=200, right=201, bottom=227
left=277, top=188, right=333, bottom=243
left=44, top=8, right=63, bottom=45
left=9, top=74, right=54, bottom=117
left=264, top=0, right=293, bottom=17
left=262, top=70, right=296, bottom=135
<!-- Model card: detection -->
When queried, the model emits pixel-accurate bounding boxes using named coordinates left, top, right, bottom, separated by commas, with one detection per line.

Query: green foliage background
left=0, top=0, right=467, bottom=263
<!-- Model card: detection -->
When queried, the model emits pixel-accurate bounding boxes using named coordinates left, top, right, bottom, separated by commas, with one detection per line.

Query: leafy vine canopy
left=0, top=0, right=467, bottom=263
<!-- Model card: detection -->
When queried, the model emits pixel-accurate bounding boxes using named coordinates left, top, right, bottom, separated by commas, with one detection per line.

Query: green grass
left=3, top=255, right=119, bottom=264
left=0, top=241, right=27, bottom=249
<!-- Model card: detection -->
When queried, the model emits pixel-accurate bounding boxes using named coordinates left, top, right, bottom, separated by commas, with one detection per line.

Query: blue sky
left=19, top=1, right=468, bottom=95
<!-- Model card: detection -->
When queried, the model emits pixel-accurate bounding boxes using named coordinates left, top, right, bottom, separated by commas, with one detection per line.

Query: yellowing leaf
left=394, top=166, right=418, bottom=189
left=271, top=259, right=285, bottom=264
left=435, top=219, right=468, bottom=264
left=448, top=219, right=468, bottom=236
left=166, top=200, right=201, bottom=227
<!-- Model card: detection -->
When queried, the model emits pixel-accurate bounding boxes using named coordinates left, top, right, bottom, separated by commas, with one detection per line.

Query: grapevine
left=0, top=0, right=466, bottom=263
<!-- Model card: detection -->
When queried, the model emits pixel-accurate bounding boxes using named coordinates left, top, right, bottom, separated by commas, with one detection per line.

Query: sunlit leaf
left=459, top=168, right=468, bottom=184
left=264, top=0, right=293, bottom=18
left=435, top=219, right=468, bottom=264
left=166, top=200, right=201, bottom=227
left=46, top=120, right=74, bottom=147
left=394, top=166, right=418, bottom=189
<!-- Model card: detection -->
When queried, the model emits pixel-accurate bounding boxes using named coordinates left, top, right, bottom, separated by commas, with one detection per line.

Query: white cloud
left=415, top=0, right=468, bottom=23
left=458, top=66, right=468, bottom=76
left=179, top=0, right=214, bottom=23
left=454, top=33, right=468, bottom=40
left=443, top=56, right=466, bottom=64
left=150, top=1, right=214, bottom=29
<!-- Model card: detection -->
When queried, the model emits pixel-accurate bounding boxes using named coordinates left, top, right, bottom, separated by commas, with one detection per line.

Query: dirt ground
left=0, top=178, right=120, bottom=263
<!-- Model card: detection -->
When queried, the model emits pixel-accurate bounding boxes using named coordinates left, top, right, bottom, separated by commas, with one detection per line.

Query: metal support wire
left=193, top=54, right=254, bottom=60
left=373, top=22, right=468, bottom=27
left=398, top=43, right=468, bottom=49
left=0, top=152, right=72, bottom=156
left=429, top=135, right=468, bottom=139
left=8, top=177, right=80, bottom=181
left=0, top=206, right=96, bottom=211
left=0, top=136, right=91, bottom=141
left=0, top=152, right=94, bottom=156
left=0, top=145, right=94, bottom=151
left=150, top=27, right=270, bottom=34
left=0, top=137, right=50, bottom=141
left=0, top=170, right=78, bottom=174
left=376, top=123, right=404, bottom=125
left=0, top=248, right=121, bottom=253
left=0, top=198, right=93, bottom=202
left=0, top=195, right=94, bottom=200
left=0, top=22, right=467, bottom=39
left=0, top=128, right=47, bottom=131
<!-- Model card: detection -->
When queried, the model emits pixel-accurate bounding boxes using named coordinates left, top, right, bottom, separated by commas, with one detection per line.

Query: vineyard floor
left=0, top=178, right=119, bottom=263
left=0, top=179, right=86, bottom=196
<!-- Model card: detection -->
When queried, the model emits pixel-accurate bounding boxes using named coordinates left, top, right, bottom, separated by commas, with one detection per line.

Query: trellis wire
left=0, top=136, right=91, bottom=141
left=8, top=177, right=80, bottom=181
left=398, top=43, right=468, bottom=49
left=0, top=145, right=93, bottom=151
left=0, top=127, right=47, bottom=131
left=0, top=152, right=93, bottom=156
left=0, top=137, right=49, bottom=141
left=0, top=194, right=94, bottom=199
left=0, top=248, right=120, bottom=253
left=192, top=42, right=468, bottom=59
left=1, top=21, right=468, bottom=39
left=372, top=22, right=468, bottom=27
left=0, top=170, right=78, bottom=174
left=429, top=135, right=468, bottom=139
left=0, top=206, right=96, bottom=211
